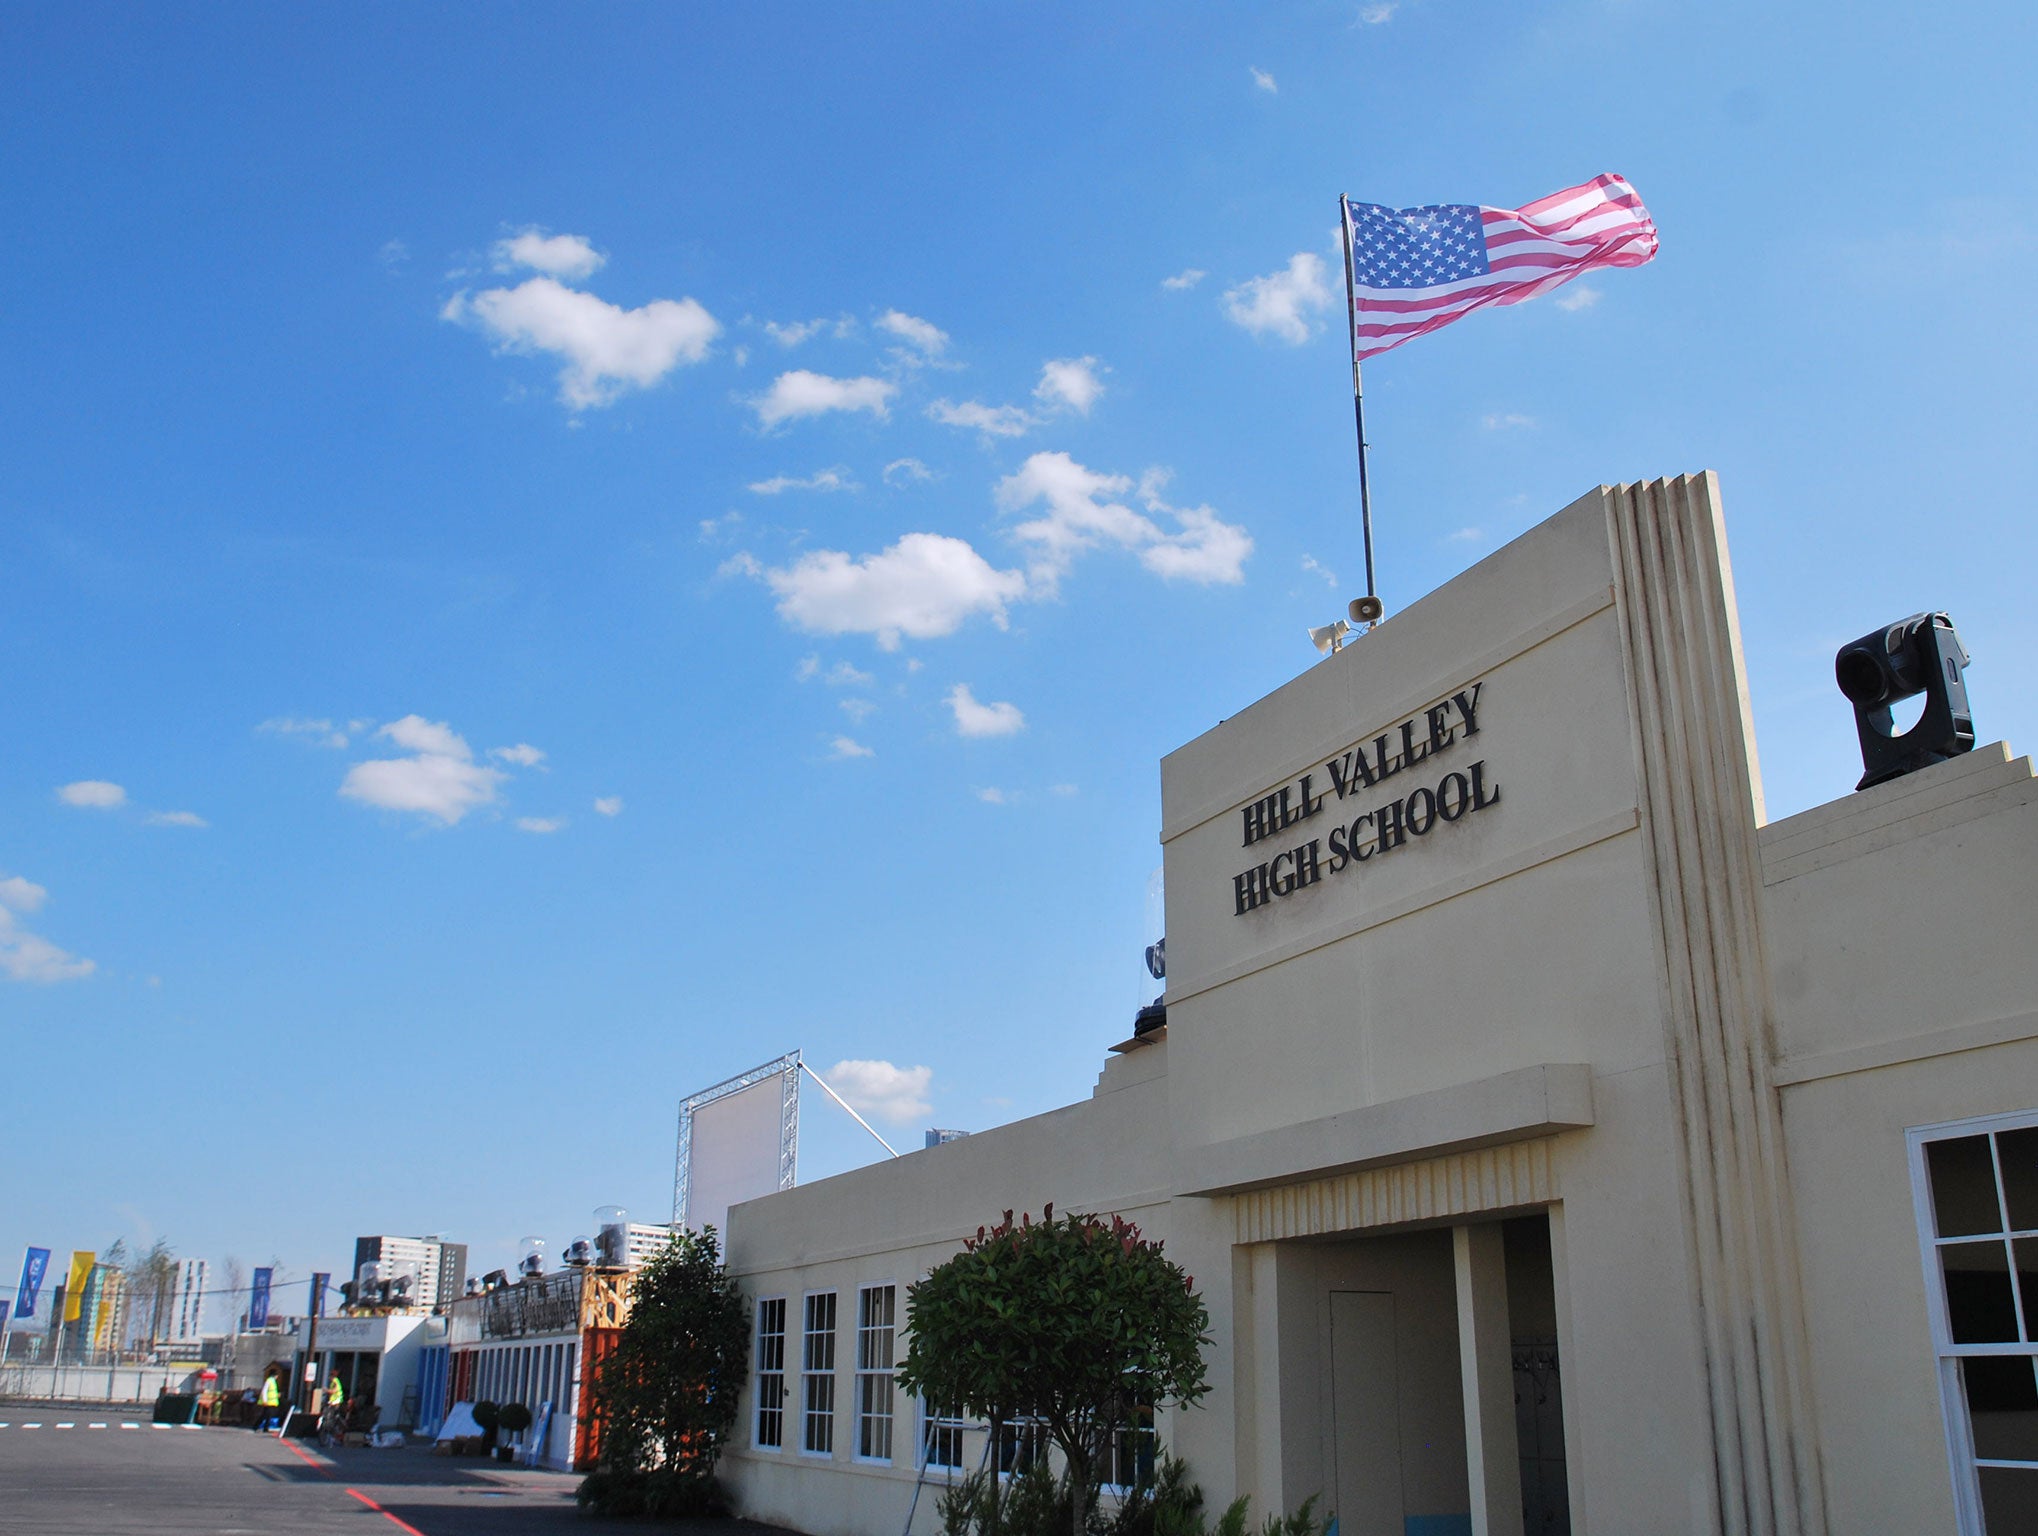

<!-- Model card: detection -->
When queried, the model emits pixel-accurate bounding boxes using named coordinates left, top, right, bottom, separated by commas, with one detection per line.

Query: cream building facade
left=721, top=475, right=2038, bottom=1536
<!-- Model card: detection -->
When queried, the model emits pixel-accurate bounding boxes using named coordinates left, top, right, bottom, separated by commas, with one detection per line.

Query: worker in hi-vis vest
left=327, top=1373, right=344, bottom=1408
left=257, top=1372, right=281, bottom=1429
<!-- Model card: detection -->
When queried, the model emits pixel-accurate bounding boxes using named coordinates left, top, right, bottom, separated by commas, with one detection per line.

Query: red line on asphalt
left=347, top=1487, right=433, bottom=1536
left=280, top=1437, right=335, bottom=1478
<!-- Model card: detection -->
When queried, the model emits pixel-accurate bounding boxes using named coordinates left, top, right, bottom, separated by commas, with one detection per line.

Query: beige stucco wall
left=721, top=476, right=2037, bottom=1536
left=1760, top=744, right=2038, bottom=1535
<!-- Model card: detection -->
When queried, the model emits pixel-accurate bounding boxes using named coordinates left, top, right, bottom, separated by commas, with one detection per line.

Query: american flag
left=1344, top=174, right=1658, bottom=360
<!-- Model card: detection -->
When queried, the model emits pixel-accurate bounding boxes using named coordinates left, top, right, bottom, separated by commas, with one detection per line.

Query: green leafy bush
left=899, top=1205, right=1211, bottom=1536
left=936, top=1455, right=1321, bottom=1536
left=575, top=1226, right=749, bottom=1518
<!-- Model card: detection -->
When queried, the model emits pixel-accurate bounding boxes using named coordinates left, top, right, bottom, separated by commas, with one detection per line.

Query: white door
left=1331, top=1290, right=1404, bottom=1536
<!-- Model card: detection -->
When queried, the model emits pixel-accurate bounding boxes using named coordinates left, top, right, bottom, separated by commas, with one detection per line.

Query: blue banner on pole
left=310, top=1272, right=329, bottom=1319
left=249, top=1267, right=273, bottom=1330
left=14, top=1248, right=51, bottom=1321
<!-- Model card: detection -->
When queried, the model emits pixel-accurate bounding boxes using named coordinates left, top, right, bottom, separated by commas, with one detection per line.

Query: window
left=921, top=1403, right=967, bottom=1472
left=856, top=1284, right=897, bottom=1462
left=1103, top=1403, right=1157, bottom=1493
left=755, top=1297, right=788, bottom=1450
left=802, top=1292, right=837, bottom=1455
left=1911, top=1111, right=2038, bottom=1534
left=995, top=1411, right=1049, bottom=1477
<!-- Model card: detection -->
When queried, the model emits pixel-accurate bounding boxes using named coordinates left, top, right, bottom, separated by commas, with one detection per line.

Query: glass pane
left=1965, top=1356, right=2038, bottom=1462
left=1930, top=1136, right=2004, bottom=1237
left=1945, top=1242, right=2020, bottom=1343
left=2002, top=1129, right=2038, bottom=1234
left=1978, top=1466, right=2038, bottom=1532
left=2022, top=1240, right=2038, bottom=1343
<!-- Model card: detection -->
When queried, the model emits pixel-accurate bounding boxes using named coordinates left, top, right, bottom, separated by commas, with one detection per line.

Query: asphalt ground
left=0, top=1403, right=799, bottom=1536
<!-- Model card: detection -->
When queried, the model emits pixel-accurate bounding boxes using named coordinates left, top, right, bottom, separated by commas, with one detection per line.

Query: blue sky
left=4, top=1, right=2034, bottom=1319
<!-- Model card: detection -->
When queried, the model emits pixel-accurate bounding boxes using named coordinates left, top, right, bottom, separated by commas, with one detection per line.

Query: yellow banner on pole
left=63, top=1250, right=95, bottom=1323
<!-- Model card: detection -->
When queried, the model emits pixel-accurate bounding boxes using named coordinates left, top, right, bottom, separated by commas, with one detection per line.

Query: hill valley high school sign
left=1231, top=680, right=1500, bottom=915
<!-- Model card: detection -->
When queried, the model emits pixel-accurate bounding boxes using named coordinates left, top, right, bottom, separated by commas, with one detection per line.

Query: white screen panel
left=688, top=1076, right=787, bottom=1238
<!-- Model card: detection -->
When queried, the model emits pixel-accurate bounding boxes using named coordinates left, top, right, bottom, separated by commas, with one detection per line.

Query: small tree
left=897, top=1206, right=1212, bottom=1536
left=580, top=1225, right=750, bottom=1517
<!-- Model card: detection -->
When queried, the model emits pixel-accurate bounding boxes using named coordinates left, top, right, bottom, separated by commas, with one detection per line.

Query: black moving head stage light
left=1834, top=611, right=1974, bottom=791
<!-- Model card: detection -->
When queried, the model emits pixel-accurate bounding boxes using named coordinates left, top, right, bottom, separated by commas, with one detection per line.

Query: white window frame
left=1098, top=1402, right=1158, bottom=1497
left=801, top=1290, right=838, bottom=1457
left=1908, top=1107, right=2038, bottom=1535
left=994, top=1410, right=1051, bottom=1480
left=753, top=1295, right=788, bottom=1452
left=919, top=1399, right=969, bottom=1474
left=854, top=1282, right=898, bottom=1464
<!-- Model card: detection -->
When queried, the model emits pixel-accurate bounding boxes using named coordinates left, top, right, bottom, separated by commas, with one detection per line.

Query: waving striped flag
left=1344, top=174, right=1658, bottom=360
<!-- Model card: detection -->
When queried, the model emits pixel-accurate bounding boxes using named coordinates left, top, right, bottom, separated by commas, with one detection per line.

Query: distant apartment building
left=351, top=1235, right=467, bottom=1312
left=171, top=1257, right=208, bottom=1342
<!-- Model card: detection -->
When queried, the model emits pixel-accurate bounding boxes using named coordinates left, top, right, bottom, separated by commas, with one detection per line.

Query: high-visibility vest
left=259, top=1378, right=280, bottom=1406
left=328, top=1377, right=344, bottom=1406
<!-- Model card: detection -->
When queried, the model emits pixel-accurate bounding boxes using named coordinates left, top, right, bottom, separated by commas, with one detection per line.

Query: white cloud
left=995, top=451, right=1252, bottom=589
left=490, top=743, right=547, bottom=767
left=0, top=906, right=95, bottom=984
left=927, top=398, right=1037, bottom=439
left=828, top=660, right=875, bottom=687
left=593, top=796, right=624, bottom=817
left=1251, top=66, right=1278, bottom=93
left=752, top=370, right=896, bottom=428
left=976, top=787, right=1007, bottom=805
left=830, top=736, right=875, bottom=760
left=1448, top=527, right=1484, bottom=543
left=445, top=277, right=720, bottom=409
left=840, top=698, right=876, bottom=723
left=1481, top=412, right=1537, bottom=431
left=494, top=229, right=606, bottom=281
left=823, top=1059, right=933, bottom=1125
left=758, top=533, right=1028, bottom=650
left=515, top=816, right=566, bottom=834
left=59, top=780, right=126, bottom=809
left=718, top=551, right=764, bottom=579
left=1162, top=269, right=1207, bottom=291
left=1223, top=252, right=1333, bottom=344
left=0, top=876, right=48, bottom=914
left=699, top=511, right=744, bottom=542
left=1360, top=2, right=1396, bottom=22
left=0, top=877, right=92, bottom=984
left=762, top=315, right=855, bottom=347
left=1301, top=554, right=1339, bottom=588
left=947, top=684, right=1026, bottom=738
left=340, top=716, right=507, bottom=826
left=378, top=238, right=409, bottom=271
left=260, top=716, right=351, bottom=749
left=1555, top=285, right=1602, bottom=313
left=1050, top=783, right=1078, bottom=797
left=1034, top=356, right=1106, bottom=415
left=380, top=715, right=469, bottom=757
left=146, top=811, right=208, bottom=828
left=884, top=458, right=934, bottom=486
left=876, top=310, right=949, bottom=358
left=749, top=468, right=854, bottom=495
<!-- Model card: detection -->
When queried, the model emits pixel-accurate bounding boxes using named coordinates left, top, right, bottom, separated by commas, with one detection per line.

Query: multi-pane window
left=995, top=1411, right=1050, bottom=1476
left=1103, top=1403, right=1157, bottom=1492
left=1912, top=1112, right=2038, bottom=1534
left=802, top=1291, right=838, bottom=1454
left=855, top=1284, right=897, bottom=1461
left=755, top=1298, right=788, bottom=1450
left=922, top=1403, right=967, bottom=1471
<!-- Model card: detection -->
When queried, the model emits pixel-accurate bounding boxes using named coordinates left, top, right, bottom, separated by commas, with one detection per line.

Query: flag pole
left=1338, top=194, right=1378, bottom=611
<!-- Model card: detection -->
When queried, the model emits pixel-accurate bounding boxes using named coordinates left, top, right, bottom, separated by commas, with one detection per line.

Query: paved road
left=0, top=1407, right=794, bottom=1536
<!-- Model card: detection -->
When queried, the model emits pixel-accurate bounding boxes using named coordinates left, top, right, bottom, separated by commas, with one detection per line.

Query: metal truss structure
left=672, top=1050, right=802, bottom=1229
